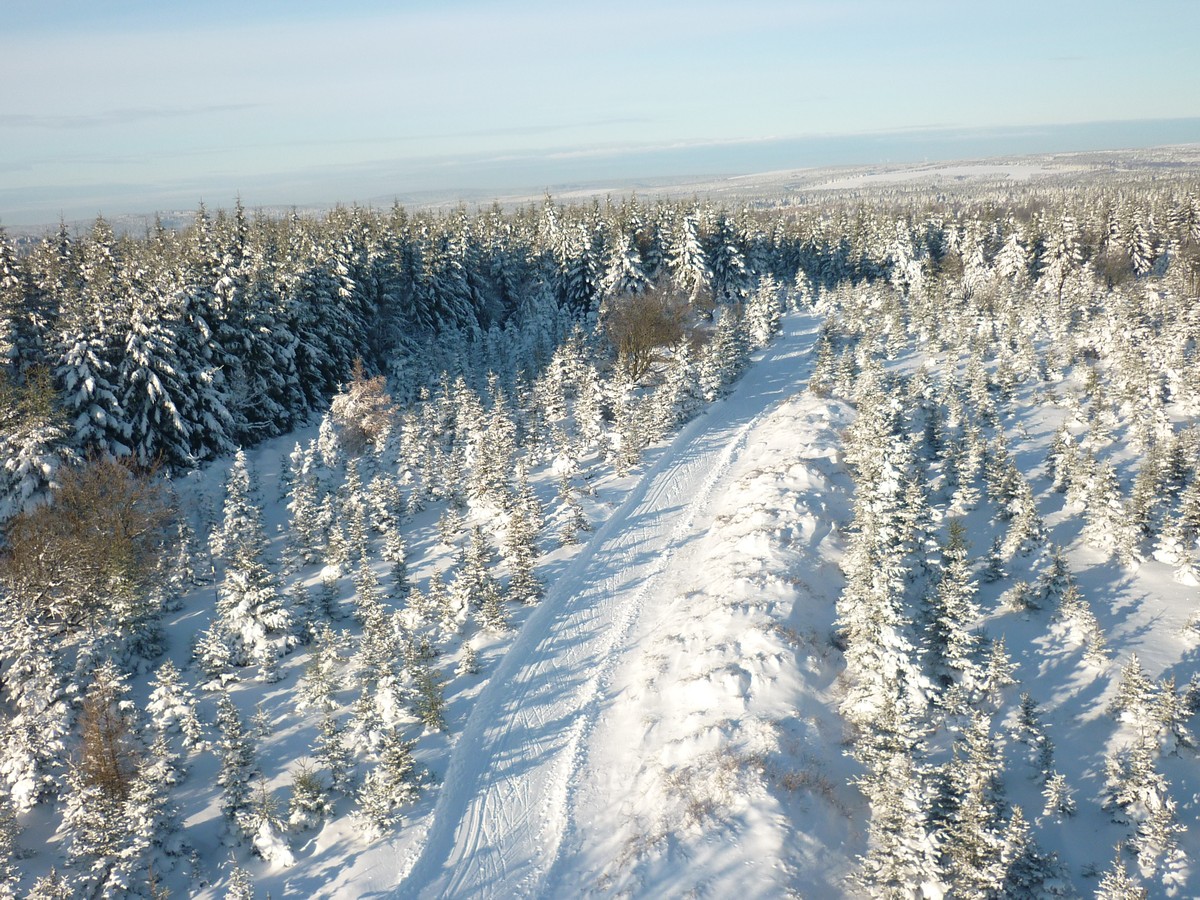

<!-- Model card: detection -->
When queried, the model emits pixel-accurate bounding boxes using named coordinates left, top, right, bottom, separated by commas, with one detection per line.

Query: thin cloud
left=0, top=103, right=260, bottom=129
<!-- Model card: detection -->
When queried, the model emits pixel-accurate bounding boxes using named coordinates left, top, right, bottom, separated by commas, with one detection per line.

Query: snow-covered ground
left=392, top=314, right=860, bottom=898
left=183, top=305, right=1199, bottom=899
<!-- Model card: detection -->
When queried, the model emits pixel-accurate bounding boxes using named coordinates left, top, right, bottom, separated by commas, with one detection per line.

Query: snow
left=13, top=288, right=1200, bottom=896
left=394, top=313, right=860, bottom=898
left=814, top=163, right=1070, bottom=191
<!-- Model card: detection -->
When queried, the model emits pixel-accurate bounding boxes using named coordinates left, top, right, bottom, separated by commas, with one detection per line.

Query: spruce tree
left=288, top=759, right=333, bottom=831
left=215, top=692, right=257, bottom=830
left=213, top=451, right=296, bottom=679
left=355, top=727, right=418, bottom=836
left=925, top=521, right=982, bottom=692
left=504, top=468, right=544, bottom=605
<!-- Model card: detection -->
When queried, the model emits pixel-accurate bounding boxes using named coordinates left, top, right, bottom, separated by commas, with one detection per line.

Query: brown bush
left=76, top=676, right=139, bottom=800
left=329, top=359, right=398, bottom=455
left=0, top=457, right=174, bottom=631
left=602, top=284, right=688, bottom=382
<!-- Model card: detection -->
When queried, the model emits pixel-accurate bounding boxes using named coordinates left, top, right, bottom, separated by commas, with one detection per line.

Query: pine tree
left=469, top=378, right=517, bottom=506
left=1109, top=654, right=1156, bottom=726
left=414, top=666, right=446, bottom=732
left=1096, top=848, right=1148, bottom=900
left=697, top=307, right=748, bottom=401
left=557, top=473, right=590, bottom=546
left=213, top=451, right=296, bottom=679
left=225, top=861, right=254, bottom=900
left=0, top=797, right=19, bottom=894
left=215, top=693, right=257, bottom=829
left=288, top=759, right=333, bottom=831
left=649, top=339, right=702, bottom=440
left=980, top=535, right=1006, bottom=583
left=315, top=713, right=354, bottom=797
left=504, top=468, right=544, bottom=605
left=53, top=220, right=131, bottom=457
left=0, top=366, right=75, bottom=522
left=854, top=688, right=944, bottom=898
left=456, top=641, right=479, bottom=676
left=286, top=444, right=322, bottom=567
left=925, top=521, right=982, bottom=691
left=599, top=230, right=650, bottom=300
left=115, top=734, right=187, bottom=893
left=937, top=712, right=1011, bottom=898
left=1104, top=740, right=1185, bottom=877
left=744, top=273, right=783, bottom=347
left=244, top=779, right=294, bottom=867
left=452, top=526, right=498, bottom=611
left=146, top=659, right=205, bottom=752
left=609, top=368, right=646, bottom=475
left=382, top=525, right=411, bottom=600
left=479, top=580, right=509, bottom=633
left=296, top=625, right=342, bottom=714
left=1041, top=771, right=1076, bottom=820
left=355, top=727, right=418, bottom=836
left=120, top=284, right=194, bottom=469
left=1084, top=461, right=1140, bottom=566
left=1001, top=480, right=1045, bottom=559
left=60, top=662, right=143, bottom=896
left=26, top=870, right=73, bottom=900
left=665, top=213, right=711, bottom=306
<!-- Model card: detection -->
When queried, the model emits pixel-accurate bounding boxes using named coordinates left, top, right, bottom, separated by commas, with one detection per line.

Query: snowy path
left=394, top=315, right=821, bottom=899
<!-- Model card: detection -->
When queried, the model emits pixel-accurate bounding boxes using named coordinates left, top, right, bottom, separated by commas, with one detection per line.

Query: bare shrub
left=329, top=359, right=397, bottom=455
left=602, top=283, right=688, bottom=382
left=0, top=457, right=174, bottom=631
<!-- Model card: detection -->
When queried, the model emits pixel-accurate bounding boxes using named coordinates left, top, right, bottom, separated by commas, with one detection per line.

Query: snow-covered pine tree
left=0, top=797, right=19, bottom=895
left=120, top=281, right=194, bottom=469
left=697, top=307, right=749, bottom=402
left=452, top=525, right=498, bottom=611
left=924, top=521, right=983, bottom=694
left=146, top=659, right=205, bottom=752
left=1103, top=739, right=1185, bottom=878
left=381, top=523, right=412, bottom=601
left=599, top=230, right=650, bottom=301
left=244, top=778, right=294, bottom=867
left=115, top=734, right=188, bottom=893
left=224, top=861, right=254, bottom=900
left=0, top=366, right=75, bottom=522
left=456, top=641, right=479, bottom=677
left=215, top=692, right=258, bottom=832
left=53, top=220, right=132, bottom=458
left=665, top=213, right=711, bottom=308
left=852, top=680, right=944, bottom=896
left=504, top=467, right=544, bottom=605
left=935, top=712, right=1015, bottom=897
left=288, top=759, right=334, bottom=832
left=1095, top=848, right=1148, bottom=900
left=557, top=473, right=590, bottom=546
left=608, top=367, right=646, bottom=476
left=707, top=216, right=750, bottom=306
left=213, top=450, right=296, bottom=679
left=744, top=273, right=783, bottom=348
left=355, top=727, right=418, bottom=836
left=658, top=339, right=704, bottom=441
left=315, top=713, right=354, bottom=798
left=1084, top=461, right=1141, bottom=566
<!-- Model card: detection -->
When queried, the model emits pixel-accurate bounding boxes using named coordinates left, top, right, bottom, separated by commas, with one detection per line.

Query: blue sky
left=2, top=0, right=1198, bottom=226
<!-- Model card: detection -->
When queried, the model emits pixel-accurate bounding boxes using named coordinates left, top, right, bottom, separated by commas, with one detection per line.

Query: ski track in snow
left=394, top=316, right=819, bottom=899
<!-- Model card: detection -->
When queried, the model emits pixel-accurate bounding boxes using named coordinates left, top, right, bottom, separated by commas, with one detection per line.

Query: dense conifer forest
left=2, top=170, right=1200, bottom=896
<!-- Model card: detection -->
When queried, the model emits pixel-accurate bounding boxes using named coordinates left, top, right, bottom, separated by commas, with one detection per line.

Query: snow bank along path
left=395, top=314, right=822, bottom=898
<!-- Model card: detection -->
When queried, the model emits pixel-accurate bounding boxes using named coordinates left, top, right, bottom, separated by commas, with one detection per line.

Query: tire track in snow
left=393, top=315, right=820, bottom=899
